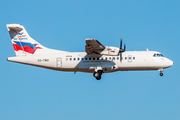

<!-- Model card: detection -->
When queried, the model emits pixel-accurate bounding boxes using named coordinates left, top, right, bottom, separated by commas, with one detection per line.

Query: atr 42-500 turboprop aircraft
left=7, top=24, right=174, bottom=80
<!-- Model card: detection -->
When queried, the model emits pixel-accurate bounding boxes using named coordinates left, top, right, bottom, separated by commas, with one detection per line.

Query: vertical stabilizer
left=7, top=24, right=68, bottom=56
left=7, top=24, right=45, bottom=56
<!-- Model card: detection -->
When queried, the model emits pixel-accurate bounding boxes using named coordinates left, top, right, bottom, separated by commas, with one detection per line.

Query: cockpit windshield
left=153, top=53, right=164, bottom=57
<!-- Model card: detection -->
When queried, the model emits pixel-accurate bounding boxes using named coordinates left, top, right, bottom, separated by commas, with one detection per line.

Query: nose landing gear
left=158, top=68, right=163, bottom=76
left=160, top=72, right=163, bottom=76
left=93, top=70, right=103, bottom=80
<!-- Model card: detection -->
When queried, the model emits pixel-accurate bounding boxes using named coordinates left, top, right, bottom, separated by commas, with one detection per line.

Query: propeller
left=124, top=44, right=126, bottom=51
left=119, top=39, right=126, bottom=63
left=119, top=39, right=126, bottom=53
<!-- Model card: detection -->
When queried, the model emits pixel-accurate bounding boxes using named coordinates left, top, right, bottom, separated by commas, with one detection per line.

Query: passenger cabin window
left=77, top=58, right=80, bottom=61
left=70, top=58, right=72, bottom=61
left=117, top=57, right=119, bottom=60
left=97, top=57, right=99, bottom=60
left=125, top=57, right=127, bottom=60
left=74, top=58, right=76, bottom=61
left=93, top=57, right=95, bottom=60
left=89, top=58, right=91, bottom=60
left=133, top=57, right=135, bottom=60
left=81, top=58, right=84, bottom=61
left=85, top=58, right=87, bottom=61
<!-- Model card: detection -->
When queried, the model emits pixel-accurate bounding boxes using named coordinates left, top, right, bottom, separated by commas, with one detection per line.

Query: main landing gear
left=93, top=70, right=103, bottom=80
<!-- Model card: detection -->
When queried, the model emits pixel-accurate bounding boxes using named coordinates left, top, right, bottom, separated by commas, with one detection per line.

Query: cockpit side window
left=160, top=54, right=164, bottom=57
left=153, top=53, right=164, bottom=57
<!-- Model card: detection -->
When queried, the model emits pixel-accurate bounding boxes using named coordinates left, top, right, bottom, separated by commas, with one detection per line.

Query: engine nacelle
left=100, top=46, right=119, bottom=56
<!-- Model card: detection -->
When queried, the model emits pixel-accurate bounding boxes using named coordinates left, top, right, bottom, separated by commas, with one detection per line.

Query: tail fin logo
left=13, top=41, right=42, bottom=54
left=18, top=32, right=23, bottom=38
left=18, top=32, right=27, bottom=40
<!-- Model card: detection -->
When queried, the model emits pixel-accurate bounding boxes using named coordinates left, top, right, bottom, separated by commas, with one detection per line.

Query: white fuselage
left=7, top=51, right=174, bottom=73
left=6, top=23, right=174, bottom=80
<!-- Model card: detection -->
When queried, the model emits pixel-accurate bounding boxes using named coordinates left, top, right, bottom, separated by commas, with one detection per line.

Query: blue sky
left=0, top=0, right=180, bottom=120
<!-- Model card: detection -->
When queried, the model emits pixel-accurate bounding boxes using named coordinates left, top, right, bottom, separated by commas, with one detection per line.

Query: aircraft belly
left=78, top=62, right=117, bottom=73
left=118, top=66, right=159, bottom=71
left=117, top=60, right=161, bottom=71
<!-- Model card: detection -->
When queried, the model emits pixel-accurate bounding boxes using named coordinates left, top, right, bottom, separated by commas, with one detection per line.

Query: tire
left=160, top=73, right=163, bottom=76
left=96, top=76, right=101, bottom=80
left=94, top=72, right=99, bottom=77
left=94, top=70, right=103, bottom=80
left=97, top=70, right=102, bottom=75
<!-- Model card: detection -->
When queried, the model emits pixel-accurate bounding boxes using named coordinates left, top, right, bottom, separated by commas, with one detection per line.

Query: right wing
left=85, top=39, right=105, bottom=54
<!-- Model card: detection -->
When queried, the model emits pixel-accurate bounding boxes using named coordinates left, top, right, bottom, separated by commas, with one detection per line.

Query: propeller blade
left=120, top=39, right=122, bottom=49
left=124, top=44, right=126, bottom=51
left=119, top=38, right=126, bottom=54
left=120, top=53, right=122, bottom=63
left=119, top=39, right=126, bottom=63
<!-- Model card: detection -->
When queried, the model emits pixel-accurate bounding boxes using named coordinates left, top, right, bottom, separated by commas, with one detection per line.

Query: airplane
left=6, top=24, right=174, bottom=80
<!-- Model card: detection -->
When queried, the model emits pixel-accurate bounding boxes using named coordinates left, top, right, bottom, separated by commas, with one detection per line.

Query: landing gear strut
left=93, top=70, right=103, bottom=80
left=158, top=68, right=163, bottom=77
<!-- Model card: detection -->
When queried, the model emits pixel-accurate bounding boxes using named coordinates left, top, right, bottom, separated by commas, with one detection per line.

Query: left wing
left=85, top=39, right=105, bottom=54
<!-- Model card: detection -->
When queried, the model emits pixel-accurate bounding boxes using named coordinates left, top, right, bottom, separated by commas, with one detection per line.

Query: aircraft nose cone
left=169, top=60, right=174, bottom=66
